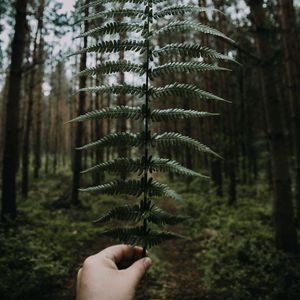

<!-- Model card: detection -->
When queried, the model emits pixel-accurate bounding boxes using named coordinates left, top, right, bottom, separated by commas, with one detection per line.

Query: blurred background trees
left=1, top=0, right=300, bottom=299
left=1, top=0, right=300, bottom=250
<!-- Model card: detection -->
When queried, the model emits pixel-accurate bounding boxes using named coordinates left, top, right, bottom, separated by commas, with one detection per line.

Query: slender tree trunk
left=21, top=0, right=44, bottom=197
left=0, top=77, right=9, bottom=174
left=214, top=0, right=226, bottom=197
left=71, top=1, right=89, bottom=205
left=34, top=37, right=44, bottom=179
left=248, top=0, right=297, bottom=252
left=278, top=0, right=300, bottom=222
left=93, top=54, right=105, bottom=185
left=1, top=0, right=28, bottom=220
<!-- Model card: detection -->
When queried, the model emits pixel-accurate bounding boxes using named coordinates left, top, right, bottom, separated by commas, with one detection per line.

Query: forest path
left=136, top=237, right=207, bottom=300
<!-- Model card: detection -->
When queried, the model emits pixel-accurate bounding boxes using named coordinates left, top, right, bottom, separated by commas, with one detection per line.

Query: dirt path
left=136, top=238, right=207, bottom=300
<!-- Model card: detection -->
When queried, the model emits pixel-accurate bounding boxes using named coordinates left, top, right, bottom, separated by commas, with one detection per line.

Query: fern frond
left=150, top=158, right=209, bottom=178
left=150, top=180, right=183, bottom=201
left=80, top=9, right=145, bottom=23
left=148, top=206, right=186, bottom=225
left=80, top=179, right=144, bottom=197
left=76, top=22, right=144, bottom=39
left=153, top=132, right=221, bottom=158
left=151, top=108, right=219, bottom=121
left=80, top=178, right=182, bottom=201
left=102, top=227, right=183, bottom=248
left=77, top=132, right=143, bottom=150
left=150, top=83, right=227, bottom=102
left=69, top=106, right=142, bottom=123
left=94, top=204, right=142, bottom=223
left=153, top=5, right=217, bottom=19
left=81, top=0, right=145, bottom=10
left=68, top=40, right=146, bottom=57
left=151, top=62, right=230, bottom=78
left=82, top=156, right=206, bottom=178
left=76, top=84, right=145, bottom=97
left=152, top=43, right=237, bottom=62
left=77, top=61, right=146, bottom=77
left=81, top=158, right=142, bottom=174
left=155, top=21, right=233, bottom=43
left=94, top=204, right=186, bottom=225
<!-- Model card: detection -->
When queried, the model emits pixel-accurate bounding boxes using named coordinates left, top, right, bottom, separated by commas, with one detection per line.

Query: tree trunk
left=277, top=0, right=300, bottom=222
left=21, top=0, right=44, bottom=197
left=1, top=0, right=28, bottom=220
left=71, top=1, right=89, bottom=205
left=248, top=0, right=297, bottom=252
left=33, top=35, right=44, bottom=179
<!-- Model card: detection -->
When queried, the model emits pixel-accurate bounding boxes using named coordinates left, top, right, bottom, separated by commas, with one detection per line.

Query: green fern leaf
left=76, top=84, right=145, bottom=97
left=69, top=106, right=142, bottom=123
left=94, top=204, right=142, bottom=223
left=93, top=204, right=186, bottom=225
left=152, top=132, right=221, bottom=158
left=155, top=20, right=234, bottom=43
left=82, top=156, right=206, bottom=178
left=147, top=206, right=186, bottom=225
left=150, top=180, right=183, bottom=202
left=151, top=108, right=219, bottom=121
left=81, top=158, right=142, bottom=174
left=150, top=83, right=228, bottom=102
left=68, top=40, right=146, bottom=57
left=150, top=158, right=209, bottom=178
left=76, top=22, right=144, bottom=39
left=80, top=9, right=145, bottom=23
left=81, top=0, right=145, bottom=10
left=80, top=178, right=182, bottom=201
left=102, top=227, right=184, bottom=248
left=77, top=132, right=144, bottom=151
left=151, top=62, right=230, bottom=78
left=80, top=179, right=144, bottom=197
left=77, top=61, right=146, bottom=77
left=152, top=43, right=237, bottom=62
left=153, top=5, right=217, bottom=19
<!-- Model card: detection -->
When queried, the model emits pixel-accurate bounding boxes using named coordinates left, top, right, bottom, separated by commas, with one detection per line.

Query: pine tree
left=1, top=0, right=29, bottom=220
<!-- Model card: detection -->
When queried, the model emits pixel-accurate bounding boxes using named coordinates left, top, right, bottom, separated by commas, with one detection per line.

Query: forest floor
left=1, top=172, right=300, bottom=300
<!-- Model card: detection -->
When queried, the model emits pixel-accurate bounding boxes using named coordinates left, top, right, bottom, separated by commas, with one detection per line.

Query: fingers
left=76, top=268, right=82, bottom=299
left=100, top=244, right=144, bottom=264
left=77, top=268, right=82, bottom=281
left=125, top=257, right=152, bottom=286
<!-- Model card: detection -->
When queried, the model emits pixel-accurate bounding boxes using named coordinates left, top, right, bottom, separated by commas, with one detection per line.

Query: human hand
left=76, top=245, right=152, bottom=300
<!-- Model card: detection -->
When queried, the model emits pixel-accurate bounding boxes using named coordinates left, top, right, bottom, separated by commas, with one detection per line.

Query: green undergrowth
left=181, top=180, right=300, bottom=300
left=0, top=173, right=126, bottom=300
left=1, top=174, right=299, bottom=300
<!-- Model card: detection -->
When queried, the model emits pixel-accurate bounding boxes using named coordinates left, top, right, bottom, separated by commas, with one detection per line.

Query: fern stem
left=142, top=0, right=152, bottom=257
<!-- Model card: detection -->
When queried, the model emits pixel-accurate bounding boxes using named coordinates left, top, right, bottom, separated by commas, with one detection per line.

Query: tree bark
left=1, top=0, right=28, bottom=220
left=21, top=0, right=45, bottom=197
left=71, top=1, right=89, bottom=205
left=34, top=36, right=45, bottom=179
left=277, top=0, right=300, bottom=222
left=248, top=0, right=297, bottom=252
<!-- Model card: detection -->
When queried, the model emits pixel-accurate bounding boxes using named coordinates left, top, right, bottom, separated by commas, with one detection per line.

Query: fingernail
left=143, top=257, right=152, bottom=269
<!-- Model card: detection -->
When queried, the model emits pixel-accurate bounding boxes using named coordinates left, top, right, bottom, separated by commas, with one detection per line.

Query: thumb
left=125, top=257, right=152, bottom=286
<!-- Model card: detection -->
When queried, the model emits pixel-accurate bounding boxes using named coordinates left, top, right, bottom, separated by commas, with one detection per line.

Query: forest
left=0, top=0, right=300, bottom=299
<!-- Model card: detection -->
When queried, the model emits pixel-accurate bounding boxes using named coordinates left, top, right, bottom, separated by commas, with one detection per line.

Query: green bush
left=183, top=189, right=300, bottom=300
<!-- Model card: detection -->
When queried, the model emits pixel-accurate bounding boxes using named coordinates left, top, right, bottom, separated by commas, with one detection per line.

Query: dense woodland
left=1, top=0, right=300, bottom=299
